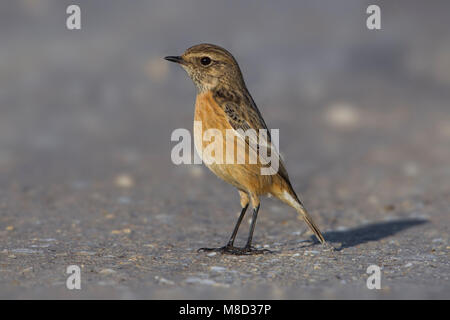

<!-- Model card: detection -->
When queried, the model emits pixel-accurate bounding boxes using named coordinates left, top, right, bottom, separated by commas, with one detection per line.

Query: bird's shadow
left=305, top=218, right=428, bottom=251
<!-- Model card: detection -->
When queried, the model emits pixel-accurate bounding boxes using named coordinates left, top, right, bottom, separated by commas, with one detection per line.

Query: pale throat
left=182, top=67, right=220, bottom=93
left=195, top=76, right=219, bottom=93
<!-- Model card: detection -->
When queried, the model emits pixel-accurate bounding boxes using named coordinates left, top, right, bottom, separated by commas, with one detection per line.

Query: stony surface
left=0, top=1, right=449, bottom=299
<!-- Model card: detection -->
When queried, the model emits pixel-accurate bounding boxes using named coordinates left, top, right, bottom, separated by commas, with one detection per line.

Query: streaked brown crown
left=178, top=43, right=246, bottom=92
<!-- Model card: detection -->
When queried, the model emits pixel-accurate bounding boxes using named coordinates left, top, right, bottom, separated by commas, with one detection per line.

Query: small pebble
left=155, top=276, right=174, bottom=285
left=22, top=267, right=33, bottom=273
left=114, top=174, right=134, bottom=188
left=99, top=268, right=116, bottom=275
left=210, top=266, right=227, bottom=272
left=324, top=103, right=360, bottom=129
left=76, top=251, right=96, bottom=256
left=117, top=196, right=131, bottom=204
left=184, top=277, right=227, bottom=287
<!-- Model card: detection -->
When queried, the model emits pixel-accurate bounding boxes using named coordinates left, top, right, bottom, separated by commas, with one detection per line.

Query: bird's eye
left=200, top=57, right=211, bottom=66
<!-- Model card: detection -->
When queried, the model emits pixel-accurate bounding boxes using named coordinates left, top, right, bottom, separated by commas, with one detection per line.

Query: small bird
left=165, top=44, right=325, bottom=255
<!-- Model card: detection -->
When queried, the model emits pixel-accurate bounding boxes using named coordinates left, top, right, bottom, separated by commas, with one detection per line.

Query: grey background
left=0, top=0, right=449, bottom=299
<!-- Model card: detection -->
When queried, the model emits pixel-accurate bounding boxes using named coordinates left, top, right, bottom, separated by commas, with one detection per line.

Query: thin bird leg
left=198, top=204, right=249, bottom=254
left=227, top=204, right=249, bottom=246
left=245, top=203, right=260, bottom=248
left=243, top=204, right=271, bottom=254
left=198, top=203, right=271, bottom=255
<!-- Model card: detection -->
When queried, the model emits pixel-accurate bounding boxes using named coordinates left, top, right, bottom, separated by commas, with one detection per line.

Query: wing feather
left=213, top=89, right=290, bottom=182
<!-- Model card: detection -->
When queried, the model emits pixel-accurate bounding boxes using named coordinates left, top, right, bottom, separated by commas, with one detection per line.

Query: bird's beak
left=164, top=56, right=184, bottom=64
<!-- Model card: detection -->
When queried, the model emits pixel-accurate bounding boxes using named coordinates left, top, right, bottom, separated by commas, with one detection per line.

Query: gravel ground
left=0, top=1, right=449, bottom=299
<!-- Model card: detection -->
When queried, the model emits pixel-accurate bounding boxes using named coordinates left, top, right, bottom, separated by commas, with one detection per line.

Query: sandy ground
left=0, top=1, right=449, bottom=299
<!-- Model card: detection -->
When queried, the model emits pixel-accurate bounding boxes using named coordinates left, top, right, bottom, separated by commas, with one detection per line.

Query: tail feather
left=295, top=202, right=325, bottom=244
left=275, top=187, right=326, bottom=244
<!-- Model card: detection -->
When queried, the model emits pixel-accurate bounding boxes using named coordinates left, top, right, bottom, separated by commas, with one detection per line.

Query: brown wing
left=212, top=88, right=291, bottom=183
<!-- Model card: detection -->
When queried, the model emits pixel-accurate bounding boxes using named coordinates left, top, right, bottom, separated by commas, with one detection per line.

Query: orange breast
left=193, top=91, right=274, bottom=195
left=194, top=91, right=231, bottom=162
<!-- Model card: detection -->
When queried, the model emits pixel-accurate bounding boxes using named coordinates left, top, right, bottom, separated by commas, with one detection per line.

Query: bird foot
left=198, top=245, right=272, bottom=255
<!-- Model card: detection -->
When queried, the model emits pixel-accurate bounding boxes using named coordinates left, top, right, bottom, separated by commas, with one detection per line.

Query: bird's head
left=165, top=43, right=245, bottom=92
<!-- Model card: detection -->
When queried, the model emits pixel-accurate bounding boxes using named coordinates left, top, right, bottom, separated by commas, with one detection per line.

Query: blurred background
left=0, top=0, right=449, bottom=298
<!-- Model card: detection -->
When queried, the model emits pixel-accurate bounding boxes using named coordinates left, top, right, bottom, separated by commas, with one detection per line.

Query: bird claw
left=198, top=245, right=272, bottom=255
left=321, top=241, right=337, bottom=251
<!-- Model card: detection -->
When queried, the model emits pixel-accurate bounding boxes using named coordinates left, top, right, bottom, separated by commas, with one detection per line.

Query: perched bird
left=165, top=44, right=325, bottom=255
